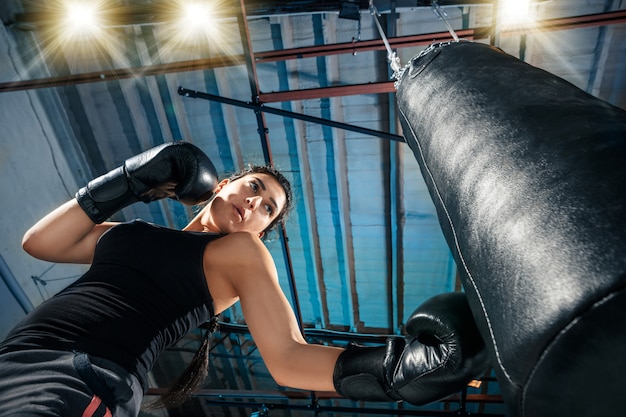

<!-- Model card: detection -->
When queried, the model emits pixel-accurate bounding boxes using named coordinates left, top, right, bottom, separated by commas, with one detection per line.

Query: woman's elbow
left=22, top=227, right=50, bottom=260
left=263, top=344, right=317, bottom=390
left=263, top=352, right=298, bottom=388
left=268, top=366, right=292, bottom=388
left=22, top=226, right=56, bottom=261
left=266, top=357, right=333, bottom=392
left=22, top=228, right=39, bottom=256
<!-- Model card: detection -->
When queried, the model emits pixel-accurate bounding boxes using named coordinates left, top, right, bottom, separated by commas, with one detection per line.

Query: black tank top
left=0, top=220, right=220, bottom=389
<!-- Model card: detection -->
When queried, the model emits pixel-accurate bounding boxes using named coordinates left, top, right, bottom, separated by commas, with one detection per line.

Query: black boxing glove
left=76, top=141, right=218, bottom=224
left=333, top=292, right=489, bottom=405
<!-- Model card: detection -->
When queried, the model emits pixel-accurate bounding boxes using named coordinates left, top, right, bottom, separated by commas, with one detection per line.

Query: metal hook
left=431, top=0, right=460, bottom=42
left=352, top=16, right=362, bottom=56
left=369, top=2, right=402, bottom=78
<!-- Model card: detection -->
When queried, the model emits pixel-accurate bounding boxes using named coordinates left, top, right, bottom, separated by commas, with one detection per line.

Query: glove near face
left=76, top=141, right=218, bottom=223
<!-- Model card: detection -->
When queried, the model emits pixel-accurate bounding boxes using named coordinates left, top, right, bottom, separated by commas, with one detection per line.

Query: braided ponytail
left=147, top=317, right=219, bottom=409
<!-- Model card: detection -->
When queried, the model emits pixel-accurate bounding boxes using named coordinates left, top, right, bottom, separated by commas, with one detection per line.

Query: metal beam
left=144, top=387, right=503, bottom=404
left=499, top=9, right=626, bottom=36
left=178, top=87, right=405, bottom=142
left=0, top=254, right=33, bottom=314
left=253, top=28, right=489, bottom=62
left=320, top=15, right=359, bottom=333
left=234, top=0, right=305, bottom=339
left=258, top=81, right=396, bottom=103
left=0, top=55, right=245, bottom=93
left=209, top=320, right=392, bottom=344
left=385, top=4, right=403, bottom=335
left=3, top=9, right=623, bottom=95
left=144, top=389, right=504, bottom=416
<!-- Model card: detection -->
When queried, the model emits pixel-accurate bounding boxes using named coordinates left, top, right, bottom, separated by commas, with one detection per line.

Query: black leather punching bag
left=395, top=41, right=626, bottom=417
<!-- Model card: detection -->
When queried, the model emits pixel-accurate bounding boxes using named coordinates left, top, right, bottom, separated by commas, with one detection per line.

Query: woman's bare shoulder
left=214, top=231, right=267, bottom=249
left=202, top=231, right=279, bottom=304
left=204, top=231, right=272, bottom=266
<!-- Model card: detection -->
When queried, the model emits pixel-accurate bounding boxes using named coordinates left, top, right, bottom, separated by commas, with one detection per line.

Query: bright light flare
left=182, top=3, right=213, bottom=29
left=61, top=1, right=104, bottom=38
left=66, top=3, right=97, bottom=26
left=157, top=0, right=239, bottom=58
left=27, top=0, right=130, bottom=78
left=177, top=1, right=218, bottom=38
left=499, top=0, right=533, bottom=26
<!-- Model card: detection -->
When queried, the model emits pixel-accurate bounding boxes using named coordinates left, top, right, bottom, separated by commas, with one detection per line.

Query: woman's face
left=202, top=173, right=286, bottom=236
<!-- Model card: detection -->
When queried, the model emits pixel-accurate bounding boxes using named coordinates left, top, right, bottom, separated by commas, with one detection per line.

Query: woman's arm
left=204, top=232, right=343, bottom=392
left=22, top=199, right=118, bottom=264
left=22, top=142, right=217, bottom=265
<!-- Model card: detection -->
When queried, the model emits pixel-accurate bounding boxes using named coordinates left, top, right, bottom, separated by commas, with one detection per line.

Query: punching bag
left=396, top=41, right=626, bottom=417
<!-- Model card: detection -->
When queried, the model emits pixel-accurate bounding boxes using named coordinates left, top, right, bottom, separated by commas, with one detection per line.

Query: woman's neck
left=183, top=208, right=219, bottom=233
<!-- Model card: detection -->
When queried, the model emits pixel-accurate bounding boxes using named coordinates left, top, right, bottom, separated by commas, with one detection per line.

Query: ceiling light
left=62, top=1, right=103, bottom=38
left=176, top=1, right=219, bottom=38
left=181, top=2, right=213, bottom=30
left=499, top=0, right=533, bottom=26
left=163, top=0, right=225, bottom=48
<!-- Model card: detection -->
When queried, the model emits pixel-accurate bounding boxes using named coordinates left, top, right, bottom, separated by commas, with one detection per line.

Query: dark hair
left=145, top=320, right=217, bottom=409
left=147, top=166, right=293, bottom=409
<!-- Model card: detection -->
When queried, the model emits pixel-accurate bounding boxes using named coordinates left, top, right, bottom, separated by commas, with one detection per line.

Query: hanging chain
left=368, top=0, right=465, bottom=86
left=352, top=15, right=362, bottom=56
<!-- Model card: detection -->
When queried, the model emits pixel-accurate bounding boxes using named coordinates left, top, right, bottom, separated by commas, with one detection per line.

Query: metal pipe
left=0, top=253, right=34, bottom=314
left=178, top=87, right=405, bottom=142
left=500, top=9, right=626, bottom=36
left=172, top=397, right=504, bottom=416
left=145, top=387, right=503, bottom=404
left=0, top=55, right=245, bottom=93
left=234, top=0, right=306, bottom=337
left=2, top=10, right=624, bottom=95
left=257, top=81, right=395, bottom=103
left=253, top=28, right=486, bottom=62
left=210, top=320, right=392, bottom=344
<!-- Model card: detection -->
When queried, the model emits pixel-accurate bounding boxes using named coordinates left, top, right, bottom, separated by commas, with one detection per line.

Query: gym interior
left=1, top=1, right=624, bottom=416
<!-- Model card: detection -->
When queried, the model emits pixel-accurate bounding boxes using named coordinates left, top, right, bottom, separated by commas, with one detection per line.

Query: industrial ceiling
left=0, top=0, right=624, bottom=416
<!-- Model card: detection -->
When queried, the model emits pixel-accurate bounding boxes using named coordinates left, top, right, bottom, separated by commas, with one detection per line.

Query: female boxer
left=0, top=141, right=487, bottom=416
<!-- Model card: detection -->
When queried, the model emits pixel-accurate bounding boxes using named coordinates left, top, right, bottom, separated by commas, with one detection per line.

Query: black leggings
left=0, top=349, right=142, bottom=417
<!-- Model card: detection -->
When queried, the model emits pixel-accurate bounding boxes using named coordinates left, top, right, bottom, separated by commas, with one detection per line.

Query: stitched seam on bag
left=520, top=285, right=626, bottom=417
left=397, top=104, right=513, bottom=386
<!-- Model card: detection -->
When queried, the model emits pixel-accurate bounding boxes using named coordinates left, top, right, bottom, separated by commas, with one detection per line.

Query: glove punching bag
left=395, top=41, right=626, bottom=417
left=333, top=292, right=488, bottom=406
